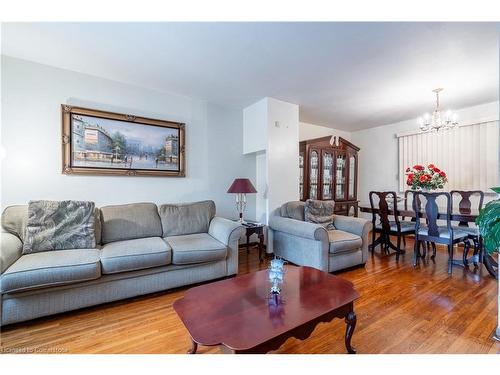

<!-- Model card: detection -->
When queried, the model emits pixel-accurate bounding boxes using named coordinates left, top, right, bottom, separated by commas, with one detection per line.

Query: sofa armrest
left=333, top=215, right=372, bottom=237
left=1, top=232, right=23, bottom=274
left=208, top=217, right=244, bottom=246
left=268, top=215, right=328, bottom=242
left=209, top=217, right=244, bottom=276
left=333, top=215, right=373, bottom=262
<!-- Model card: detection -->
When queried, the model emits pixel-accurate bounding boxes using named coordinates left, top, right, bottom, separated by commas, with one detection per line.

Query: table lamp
left=227, top=178, right=257, bottom=223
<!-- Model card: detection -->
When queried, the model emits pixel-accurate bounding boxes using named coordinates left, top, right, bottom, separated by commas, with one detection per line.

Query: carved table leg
left=345, top=309, right=357, bottom=354
left=187, top=339, right=198, bottom=354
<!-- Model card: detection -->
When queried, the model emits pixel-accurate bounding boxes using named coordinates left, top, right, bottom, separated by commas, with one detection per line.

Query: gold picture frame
left=61, top=105, right=185, bottom=177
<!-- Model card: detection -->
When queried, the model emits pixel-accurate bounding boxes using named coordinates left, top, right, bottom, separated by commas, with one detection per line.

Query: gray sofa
left=268, top=201, right=372, bottom=272
left=0, top=200, right=244, bottom=325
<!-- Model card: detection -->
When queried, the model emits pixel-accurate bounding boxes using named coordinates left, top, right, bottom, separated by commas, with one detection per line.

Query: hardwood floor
left=1, top=239, right=499, bottom=354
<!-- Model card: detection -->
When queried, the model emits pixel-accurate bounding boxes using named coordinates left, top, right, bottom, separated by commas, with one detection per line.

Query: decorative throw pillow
left=23, top=200, right=96, bottom=254
left=304, top=199, right=336, bottom=230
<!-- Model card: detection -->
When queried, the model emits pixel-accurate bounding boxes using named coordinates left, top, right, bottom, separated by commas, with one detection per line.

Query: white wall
left=351, top=100, right=500, bottom=215
left=1, top=56, right=255, bottom=217
left=243, top=97, right=299, bottom=227
left=206, top=103, right=257, bottom=220
left=299, top=121, right=351, bottom=142
left=243, top=98, right=267, bottom=154
left=267, top=98, right=300, bottom=217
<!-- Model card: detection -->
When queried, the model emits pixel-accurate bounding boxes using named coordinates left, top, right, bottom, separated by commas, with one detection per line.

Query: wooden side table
left=241, top=223, right=265, bottom=263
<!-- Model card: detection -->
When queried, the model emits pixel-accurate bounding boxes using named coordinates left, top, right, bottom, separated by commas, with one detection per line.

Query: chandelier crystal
left=418, top=88, right=458, bottom=132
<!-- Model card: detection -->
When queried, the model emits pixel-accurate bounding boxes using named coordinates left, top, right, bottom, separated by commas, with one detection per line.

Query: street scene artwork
left=70, top=114, right=181, bottom=172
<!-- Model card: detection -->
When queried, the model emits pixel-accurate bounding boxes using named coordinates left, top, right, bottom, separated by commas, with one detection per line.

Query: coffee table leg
left=188, top=339, right=198, bottom=354
left=345, top=309, right=357, bottom=354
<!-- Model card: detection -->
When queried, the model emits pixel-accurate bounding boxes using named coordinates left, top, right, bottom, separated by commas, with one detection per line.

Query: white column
left=243, top=97, right=300, bottom=252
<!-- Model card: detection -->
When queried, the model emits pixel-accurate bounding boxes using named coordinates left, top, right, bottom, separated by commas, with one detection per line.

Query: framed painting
left=61, top=105, right=185, bottom=177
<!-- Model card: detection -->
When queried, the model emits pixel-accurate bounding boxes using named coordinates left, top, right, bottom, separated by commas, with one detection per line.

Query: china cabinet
left=299, top=136, right=360, bottom=216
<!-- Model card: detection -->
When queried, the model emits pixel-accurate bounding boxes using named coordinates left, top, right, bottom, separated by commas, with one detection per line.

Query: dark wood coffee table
left=173, top=266, right=360, bottom=354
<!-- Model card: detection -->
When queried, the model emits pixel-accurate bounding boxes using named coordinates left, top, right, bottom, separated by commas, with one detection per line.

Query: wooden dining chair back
left=413, top=191, right=451, bottom=244
left=412, top=191, right=470, bottom=274
left=403, top=190, right=420, bottom=222
left=369, top=191, right=414, bottom=260
left=450, top=190, right=485, bottom=266
left=369, top=191, right=399, bottom=232
left=450, top=190, right=484, bottom=226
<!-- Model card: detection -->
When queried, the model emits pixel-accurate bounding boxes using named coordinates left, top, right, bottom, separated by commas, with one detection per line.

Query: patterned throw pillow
left=23, top=200, right=96, bottom=254
left=304, top=199, right=336, bottom=230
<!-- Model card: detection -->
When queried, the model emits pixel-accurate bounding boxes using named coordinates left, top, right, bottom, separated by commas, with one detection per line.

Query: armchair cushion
left=328, top=230, right=362, bottom=254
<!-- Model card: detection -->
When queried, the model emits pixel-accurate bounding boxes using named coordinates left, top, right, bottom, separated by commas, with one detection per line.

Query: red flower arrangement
left=406, top=164, right=448, bottom=191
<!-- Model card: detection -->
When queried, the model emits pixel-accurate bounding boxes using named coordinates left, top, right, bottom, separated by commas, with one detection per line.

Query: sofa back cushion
left=280, top=201, right=305, bottom=221
left=100, top=202, right=162, bottom=244
left=159, top=200, right=216, bottom=237
left=2, top=205, right=102, bottom=245
left=2, top=205, right=28, bottom=241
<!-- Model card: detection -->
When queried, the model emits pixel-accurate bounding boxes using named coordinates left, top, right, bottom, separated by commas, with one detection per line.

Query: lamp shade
left=227, top=178, right=257, bottom=194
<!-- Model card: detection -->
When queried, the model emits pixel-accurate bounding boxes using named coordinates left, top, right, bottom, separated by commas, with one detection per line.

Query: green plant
left=476, top=187, right=500, bottom=255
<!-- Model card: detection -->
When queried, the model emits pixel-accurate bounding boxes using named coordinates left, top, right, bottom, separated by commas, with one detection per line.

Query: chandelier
left=418, top=88, right=458, bottom=132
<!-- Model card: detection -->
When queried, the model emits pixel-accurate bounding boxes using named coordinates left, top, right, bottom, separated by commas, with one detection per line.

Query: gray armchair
left=268, top=201, right=372, bottom=272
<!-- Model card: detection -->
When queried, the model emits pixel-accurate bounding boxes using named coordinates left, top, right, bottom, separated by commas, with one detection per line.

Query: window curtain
left=397, top=121, right=499, bottom=192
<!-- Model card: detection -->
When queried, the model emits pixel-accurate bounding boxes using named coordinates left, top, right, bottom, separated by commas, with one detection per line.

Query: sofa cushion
left=100, top=203, right=162, bottom=244
left=1, top=249, right=101, bottom=294
left=100, top=237, right=172, bottom=274
left=280, top=201, right=305, bottom=221
left=23, top=200, right=96, bottom=254
left=166, top=233, right=227, bottom=265
left=159, top=200, right=216, bottom=237
left=328, top=230, right=362, bottom=254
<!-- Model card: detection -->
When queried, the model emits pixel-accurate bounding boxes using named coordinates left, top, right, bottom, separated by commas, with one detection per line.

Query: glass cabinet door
left=335, top=152, right=347, bottom=200
left=299, top=152, right=304, bottom=200
left=309, top=150, right=319, bottom=199
left=321, top=151, right=334, bottom=200
left=348, top=154, right=357, bottom=200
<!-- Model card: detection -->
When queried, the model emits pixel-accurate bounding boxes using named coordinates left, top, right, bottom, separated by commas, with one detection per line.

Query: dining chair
left=413, top=191, right=471, bottom=274
left=450, top=190, right=484, bottom=266
left=369, top=191, right=415, bottom=260
left=401, top=190, right=416, bottom=247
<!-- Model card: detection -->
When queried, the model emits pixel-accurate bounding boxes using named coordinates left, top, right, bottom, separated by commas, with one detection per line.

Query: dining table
left=358, top=202, right=482, bottom=270
left=358, top=203, right=480, bottom=223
